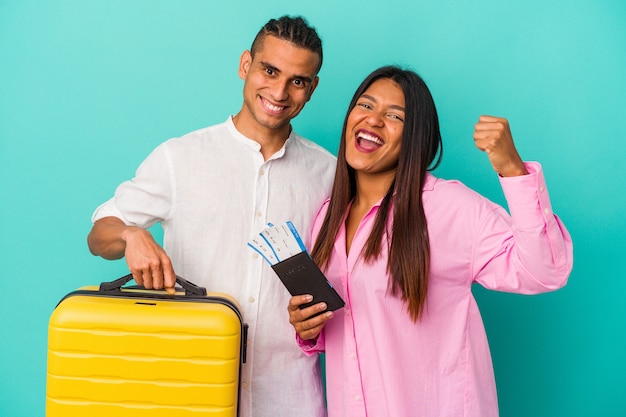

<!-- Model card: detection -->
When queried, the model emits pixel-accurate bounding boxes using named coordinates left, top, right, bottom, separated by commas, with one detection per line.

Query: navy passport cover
left=271, top=251, right=345, bottom=311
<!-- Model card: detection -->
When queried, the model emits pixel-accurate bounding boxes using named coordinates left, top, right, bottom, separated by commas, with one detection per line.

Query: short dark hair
left=250, top=15, right=323, bottom=73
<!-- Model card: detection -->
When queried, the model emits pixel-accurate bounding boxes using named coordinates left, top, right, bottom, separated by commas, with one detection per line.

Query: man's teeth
left=358, top=132, right=383, bottom=145
left=263, top=99, right=285, bottom=112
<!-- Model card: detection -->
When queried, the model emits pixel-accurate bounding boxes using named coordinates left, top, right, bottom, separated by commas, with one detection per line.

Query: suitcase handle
left=99, top=274, right=208, bottom=296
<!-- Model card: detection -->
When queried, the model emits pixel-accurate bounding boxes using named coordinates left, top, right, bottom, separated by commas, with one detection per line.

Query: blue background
left=1, top=1, right=625, bottom=416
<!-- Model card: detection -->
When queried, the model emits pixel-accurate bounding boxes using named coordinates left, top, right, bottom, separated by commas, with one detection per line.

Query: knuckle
left=147, top=259, right=161, bottom=269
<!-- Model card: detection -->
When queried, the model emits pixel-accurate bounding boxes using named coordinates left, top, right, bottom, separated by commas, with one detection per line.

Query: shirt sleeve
left=296, top=331, right=325, bottom=356
left=472, top=162, right=573, bottom=293
left=91, top=141, right=175, bottom=228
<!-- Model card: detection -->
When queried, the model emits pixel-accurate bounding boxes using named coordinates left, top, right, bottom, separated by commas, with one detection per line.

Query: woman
left=288, top=66, right=573, bottom=417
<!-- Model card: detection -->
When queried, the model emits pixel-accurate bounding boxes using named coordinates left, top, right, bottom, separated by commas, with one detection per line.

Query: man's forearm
left=87, top=216, right=129, bottom=259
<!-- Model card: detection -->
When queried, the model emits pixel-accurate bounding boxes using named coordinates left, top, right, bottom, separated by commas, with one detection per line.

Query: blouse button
left=249, top=297, right=256, bottom=303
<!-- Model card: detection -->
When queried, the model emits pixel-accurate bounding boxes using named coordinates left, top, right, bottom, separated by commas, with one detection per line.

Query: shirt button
left=252, top=253, right=259, bottom=259
left=259, top=169, right=265, bottom=176
left=539, top=185, right=545, bottom=192
left=242, top=381, right=249, bottom=388
left=249, top=297, right=256, bottom=303
left=255, top=211, right=262, bottom=218
left=544, top=208, right=550, bottom=214
left=354, top=395, right=361, bottom=401
left=349, top=352, right=355, bottom=359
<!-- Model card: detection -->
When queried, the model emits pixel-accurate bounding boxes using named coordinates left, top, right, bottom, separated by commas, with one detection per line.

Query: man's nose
left=269, top=80, right=289, bottom=101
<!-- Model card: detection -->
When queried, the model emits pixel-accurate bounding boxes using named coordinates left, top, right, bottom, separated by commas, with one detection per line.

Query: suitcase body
left=46, top=275, right=247, bottom=417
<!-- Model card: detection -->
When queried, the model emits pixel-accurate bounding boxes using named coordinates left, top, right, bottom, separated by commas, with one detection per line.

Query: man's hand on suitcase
left=123, top=226, right=177, bottom=294
left=288, top=295, right=334, bottom=341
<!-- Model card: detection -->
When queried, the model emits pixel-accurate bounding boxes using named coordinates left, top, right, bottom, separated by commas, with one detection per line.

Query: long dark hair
left=311, top=66, right=442, bottom=321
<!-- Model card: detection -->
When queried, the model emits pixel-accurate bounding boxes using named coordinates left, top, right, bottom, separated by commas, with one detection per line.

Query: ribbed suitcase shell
left=46, top=278, right=246, bottom=417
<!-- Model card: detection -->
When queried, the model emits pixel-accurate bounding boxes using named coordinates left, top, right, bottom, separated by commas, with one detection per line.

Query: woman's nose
left=366, top=111, right=384, bottom=127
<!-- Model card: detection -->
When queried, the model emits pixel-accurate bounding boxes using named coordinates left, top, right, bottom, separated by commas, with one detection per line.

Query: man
left=88, top=16, right=335, bottom=417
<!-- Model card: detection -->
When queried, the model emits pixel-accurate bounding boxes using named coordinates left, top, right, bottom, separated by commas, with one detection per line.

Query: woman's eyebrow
left=360, top=94, right=405, bottom=112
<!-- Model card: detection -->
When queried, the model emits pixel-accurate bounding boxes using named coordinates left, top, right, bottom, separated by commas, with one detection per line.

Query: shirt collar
left=226, top=116, right=293, bottom=160
left=423, top=172, right=437, bottom=191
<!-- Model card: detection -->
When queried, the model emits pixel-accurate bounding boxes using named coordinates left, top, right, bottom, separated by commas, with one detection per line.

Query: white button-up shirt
left=92, top=117, right=336, bottom=417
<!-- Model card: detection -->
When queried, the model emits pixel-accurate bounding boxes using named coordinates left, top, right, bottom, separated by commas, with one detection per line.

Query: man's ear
left=238, top=50, right=252, bottom=80
left=306, top=76, right=320, bottom=102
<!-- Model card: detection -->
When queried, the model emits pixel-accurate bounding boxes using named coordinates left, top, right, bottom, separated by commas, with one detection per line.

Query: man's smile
left=261, top=96, right=287, bottom=114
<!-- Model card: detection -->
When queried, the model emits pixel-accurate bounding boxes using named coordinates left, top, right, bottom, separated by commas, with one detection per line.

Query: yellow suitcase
left=46, top=274, right=247, bottom=417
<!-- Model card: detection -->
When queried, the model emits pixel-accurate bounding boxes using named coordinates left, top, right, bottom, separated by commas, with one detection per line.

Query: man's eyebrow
left=260, top=61, right=314, bottom=83
left=260, top=61, right=281, bottom=74
left=360, top=94, right=405, bottom=112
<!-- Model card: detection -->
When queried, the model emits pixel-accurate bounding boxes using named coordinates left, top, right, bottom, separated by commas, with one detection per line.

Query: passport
left=271, top=251, right=345, bottom=311
left=248, top=221, right=345, bottom=312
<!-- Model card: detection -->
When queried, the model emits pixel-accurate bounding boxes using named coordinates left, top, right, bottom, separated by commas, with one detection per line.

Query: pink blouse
left=298, top=162, right=573, bottom=417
